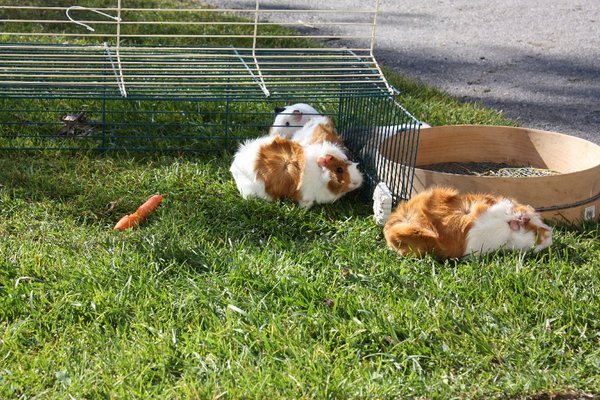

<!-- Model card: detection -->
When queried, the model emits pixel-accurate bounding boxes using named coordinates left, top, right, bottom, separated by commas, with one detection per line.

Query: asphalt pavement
left=206, top=0, right=600, bottom=144
left=375, top=0, right=600, bottom=145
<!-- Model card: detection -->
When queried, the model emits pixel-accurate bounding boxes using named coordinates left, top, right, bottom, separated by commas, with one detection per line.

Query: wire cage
left=0, top=0, right=422, bottom=202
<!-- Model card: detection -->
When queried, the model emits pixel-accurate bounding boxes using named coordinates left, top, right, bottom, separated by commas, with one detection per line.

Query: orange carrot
left=113, top=194, right=163, bottom=231
left=114, top=212, right=142, bottom=231
left=135, top=194, right=163, bottom=219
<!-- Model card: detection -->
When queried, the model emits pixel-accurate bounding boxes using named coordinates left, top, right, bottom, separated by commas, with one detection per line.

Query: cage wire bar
left=0, top=0, right=422, bottom=202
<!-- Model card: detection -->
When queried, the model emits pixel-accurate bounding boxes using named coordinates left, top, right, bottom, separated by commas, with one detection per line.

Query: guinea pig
left=291, top=115, right=346, bottom=148
left=268, top=103, right=320, bottom=138
left=230, top=135, right=363, bottom=208
left=383, top=186, right=552, bottom=258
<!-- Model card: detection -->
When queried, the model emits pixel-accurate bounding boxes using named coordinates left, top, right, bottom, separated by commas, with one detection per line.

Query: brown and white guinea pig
left=383, top=186, right=552, bottom=259
left=291, top=115, right=346, bottom=148
left=269, top=103, right=320, bottom=138
left=230, top=135, right=363, bottom=208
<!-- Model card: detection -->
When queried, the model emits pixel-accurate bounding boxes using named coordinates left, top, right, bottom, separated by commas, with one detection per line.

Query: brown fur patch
left=383, top=209, right=439, bottom=256
left=535, top=226, right=552, bottom=246
left=308, top=121, right=345, bottom=147
left=256, top=137, right=304, bottom=201
left=322, top=156, right=351, bottom=195
left=384, top=187, right=499, bottom=258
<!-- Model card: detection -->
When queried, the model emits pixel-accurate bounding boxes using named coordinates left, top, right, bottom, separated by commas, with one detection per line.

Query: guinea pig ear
left=292, top=109, right=303, bottom=122
left=317, top=154, right=333, bottom=167
left=509, top=215, right=531, bottom=231
left=274, top=106, right=286, bottom=114
left=509, top=219, right=520, bottom=231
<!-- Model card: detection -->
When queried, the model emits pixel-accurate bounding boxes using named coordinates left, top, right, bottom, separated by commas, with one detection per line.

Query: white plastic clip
left=66, top=6, right=121, bottom=32
left=373, top=182, right=394, bottom=226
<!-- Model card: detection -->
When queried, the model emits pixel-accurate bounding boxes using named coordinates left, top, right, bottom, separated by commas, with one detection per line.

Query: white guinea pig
left=269, top=103, right=320, bottom=138
left=230, top=135, right=363, bottom=208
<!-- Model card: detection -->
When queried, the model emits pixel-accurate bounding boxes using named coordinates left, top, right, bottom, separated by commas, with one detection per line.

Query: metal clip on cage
left=0, top=0, right=422, bottom=202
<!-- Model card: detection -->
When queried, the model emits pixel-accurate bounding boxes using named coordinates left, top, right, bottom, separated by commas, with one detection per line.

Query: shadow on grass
left=207, top=192, right=369, bottom=238
left=1, top=150, right=595, bottom=274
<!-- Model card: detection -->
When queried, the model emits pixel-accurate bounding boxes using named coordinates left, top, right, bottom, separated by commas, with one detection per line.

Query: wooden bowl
left=378, top=125, right=600, bottom=224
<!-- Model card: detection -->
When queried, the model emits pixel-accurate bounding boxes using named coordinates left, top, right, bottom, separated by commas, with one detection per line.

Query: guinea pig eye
left=335, top=167, right=344, bottom=174
left=285, top=122, right=290, bottom=126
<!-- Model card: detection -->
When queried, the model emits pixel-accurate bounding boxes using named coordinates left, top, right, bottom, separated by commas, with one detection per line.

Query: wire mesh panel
left=0, top=0, right=421, bottom=202
left=338, top=95, right=422, bottom=202
left=0, top=1, right=395, bottom=99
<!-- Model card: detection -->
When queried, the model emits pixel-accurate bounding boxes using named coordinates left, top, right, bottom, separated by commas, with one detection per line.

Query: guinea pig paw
left=299, top=200, right=314, bottom=209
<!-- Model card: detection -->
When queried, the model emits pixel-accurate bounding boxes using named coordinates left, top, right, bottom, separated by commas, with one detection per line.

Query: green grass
left=1, top=151, right=598, bottom=399
left=1, top=1, right=599, bottom=399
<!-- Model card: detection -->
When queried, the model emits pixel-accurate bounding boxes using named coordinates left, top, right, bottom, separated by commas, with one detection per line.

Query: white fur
left=465, top=199, right=553, bottom=256
left=269, top=103, right=320, bottom=138
left=229, top=136, right=363, bottom=208
left=508, top=211, right=553, bottom=252
left=291, top=116, right=332, bottom=146
left=229, top=136, right=275, bottom=201
left=299, top=142, right=363, bottom=208
left=465, top=199, right=515, bottom=256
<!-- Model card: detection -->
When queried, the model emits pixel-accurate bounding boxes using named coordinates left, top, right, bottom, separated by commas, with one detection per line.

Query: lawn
left=1, top=1, right=599, bottom=399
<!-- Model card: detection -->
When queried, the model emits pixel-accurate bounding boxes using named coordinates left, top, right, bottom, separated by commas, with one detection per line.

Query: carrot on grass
left=114, top=194, right=163, bottom=231
left=135, top=194, right=163, bottom=219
